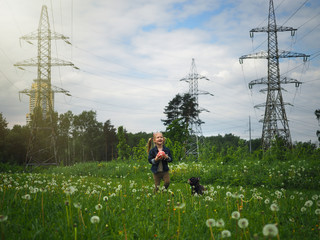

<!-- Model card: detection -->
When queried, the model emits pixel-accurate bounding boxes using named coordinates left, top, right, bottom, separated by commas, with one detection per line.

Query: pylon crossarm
left=278, top=50, right=310, bottom=60
left=250, top=26, right=296, bottom=35
left=240, top=51, right=268, bottom=60
left=50, top=58, right=74, bottom=67
left=14, top=58, right=38, bottom=66
left=280, top=77, right=302, bottom=87
left=249, top=77, right=268, bottom=88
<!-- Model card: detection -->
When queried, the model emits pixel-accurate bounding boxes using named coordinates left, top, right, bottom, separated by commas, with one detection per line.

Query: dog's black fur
left=188, top=177, right=205, bottom=195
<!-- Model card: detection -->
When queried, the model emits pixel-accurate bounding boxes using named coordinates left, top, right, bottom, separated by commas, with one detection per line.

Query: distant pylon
left=14, top=5, right=75, bottom=167
left=239, top=0, right=309, bottom=149
left=180, top=58, right=213, bottom=158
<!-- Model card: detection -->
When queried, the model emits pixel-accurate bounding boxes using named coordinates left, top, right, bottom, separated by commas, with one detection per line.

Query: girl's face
left=153, top=133, right=164, bottom=146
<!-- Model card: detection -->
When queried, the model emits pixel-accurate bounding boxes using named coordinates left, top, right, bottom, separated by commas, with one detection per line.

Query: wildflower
left=90, top=215, right=100, bottom=224
left=64, top=186, right=77, bottom=195
left=305, top=200, right=313, bottom=207
left=270, top=203, right=279, bottom=212
left=0, top=215, right=8, bottom=222
left=231, top=211, right=240, bottom=220
left=206, top=219, right=216, bottom=228
left=175, top=202, right=186, bottom=209
left=238, top=218, right=249, bottom=229
left=264, top=199, right=270, bottom=204
left=301, top=207, right=306, bottom=212
left=317, top=200, right=320, bottom=207
left=22, top=194, right=31, bottom=200
left=103, top=196, right=108, bottom=202
left=315, top=209, right=320, bottom=215
left=262, top=224, right=278, bottom=237
left=73, top=202, right=82, bottom=209
left=216, top=219, right=225, bottom=228
left=312, top=195, right=318, bottom=200
left=226, top=192, right=232, bottom=197
left=221, top=230, right=231, bottom=238
left=95, top=204, right=103, bottom=210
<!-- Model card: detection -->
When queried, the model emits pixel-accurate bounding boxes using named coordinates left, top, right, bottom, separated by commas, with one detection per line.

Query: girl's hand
left=156, top=151, right=166, bottom=160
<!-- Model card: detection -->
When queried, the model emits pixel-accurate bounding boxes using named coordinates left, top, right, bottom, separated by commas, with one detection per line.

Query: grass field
left=0, top=160, right=319, bottom=239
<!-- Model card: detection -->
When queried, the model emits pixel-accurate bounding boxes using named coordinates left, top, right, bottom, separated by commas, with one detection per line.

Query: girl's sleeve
left=166, top=148, right=173, bottom=162
left=148, top=149, right=156, bottom=164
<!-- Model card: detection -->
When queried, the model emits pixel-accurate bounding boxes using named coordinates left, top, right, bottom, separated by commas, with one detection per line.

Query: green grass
left=0, top=160, right=319, bottom=239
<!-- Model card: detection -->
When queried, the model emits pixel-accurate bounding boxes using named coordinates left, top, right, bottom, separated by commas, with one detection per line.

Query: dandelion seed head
left=301, top=207, right=306, bottom=212
left=315, top=209, right=320, bottom=215
left=0, top=215, right=8, bottom=222
left=216, top=219, right=225, bottom=228
left=73, top=202, right=81, bottom=209
left=90, top=215, right=100, bottom=224
left=175, top=202, right=186, bottom=209
left=270, top=203, right=279, bottom=212
left=103, top=196, right=108, bottom=202
left=231, top=211, right=240, bottom=219
left=305, top=200, right=313, bottom=207
left=22, top=194, right=31, bottom=200
left=263, top=224, right=278, bottom=237
left=206, top=218, right=215, bottom=228
left=221, top=230, right=231, bottom=238
left=95, top=204, right=103, bottom=210
left=238, top=218, right=249, bottom=229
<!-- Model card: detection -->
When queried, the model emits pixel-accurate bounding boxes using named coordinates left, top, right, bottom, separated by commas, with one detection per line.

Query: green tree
left=132, top=138, right=148, bottom=162
left=103, top=120, right=117, bottom=161
left=0, top=113, right=9, bottom=163
left=6, top=125, right=29, bottom=165
left=117, top=126, right=130, bottom=160
left=73, top=111, right=104, bottom=162
left=315, top=109, right=320, bottom=142
left=57, top=111, right=74, bottom=165
left=162, top=93, right=201, bottom=129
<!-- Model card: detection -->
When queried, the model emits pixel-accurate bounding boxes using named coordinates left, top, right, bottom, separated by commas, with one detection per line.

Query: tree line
left=0, top=94, right=318, bottom=166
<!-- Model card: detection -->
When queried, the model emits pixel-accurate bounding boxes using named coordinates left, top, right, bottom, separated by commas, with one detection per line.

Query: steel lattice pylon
left=15, top=5, right=74, bottom=167
left=180, top=58, right=212, bottom=158
left=239, top=0, right=309, bottom=149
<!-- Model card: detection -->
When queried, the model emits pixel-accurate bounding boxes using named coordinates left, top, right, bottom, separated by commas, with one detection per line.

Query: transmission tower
left=14, top=5, right=75, bottom=167
left=180, top=58, right=212, bottom=158
left=239, top=0, right=309, bottom=149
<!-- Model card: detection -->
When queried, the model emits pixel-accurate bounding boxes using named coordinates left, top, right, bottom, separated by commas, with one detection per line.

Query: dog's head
left=188, top=177, right=200, bottom=186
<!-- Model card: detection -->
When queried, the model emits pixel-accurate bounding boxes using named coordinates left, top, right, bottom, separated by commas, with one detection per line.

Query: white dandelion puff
left=231, top=211, right=240, bottom=220
left=263, top=224, right=278, bottom=237
left=90, top=215, right=100, bottom=224
left=0, top=215, right=8, bottom=222
left=95, top=204, right=103, bottom=210
left=304, top=200, right=313, bottom=207
left=270, top=203, right=279, bottom=212
left=221, top=230, right=231, bottom=238
left=73, top=202, right=82, bottom=209
left=103, top=196, right=108, bottom=202
left=238, top=218, right=249, bottom=229
left=206, top=219, right=216, bottom=228
left=216, top=219, right=225, bottom=228
left=22, top=194, right=31, bottom=200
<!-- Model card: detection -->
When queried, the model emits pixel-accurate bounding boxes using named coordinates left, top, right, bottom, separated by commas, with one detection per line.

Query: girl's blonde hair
left=147, top=132, right=165, bottom=153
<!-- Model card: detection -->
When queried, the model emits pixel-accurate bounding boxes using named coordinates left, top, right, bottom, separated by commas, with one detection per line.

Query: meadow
left=0, top=157, right=320, bottom=240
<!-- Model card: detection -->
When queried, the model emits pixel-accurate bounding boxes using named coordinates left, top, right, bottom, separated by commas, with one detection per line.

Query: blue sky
left=0, top=0, right=319, bottom=144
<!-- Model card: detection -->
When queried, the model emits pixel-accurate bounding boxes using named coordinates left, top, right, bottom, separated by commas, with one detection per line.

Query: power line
left=280, top=0, right=310, bottom=26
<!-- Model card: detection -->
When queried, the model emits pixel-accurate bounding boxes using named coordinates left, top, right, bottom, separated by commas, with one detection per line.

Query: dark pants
left=153, top=171, right=170, bottom=192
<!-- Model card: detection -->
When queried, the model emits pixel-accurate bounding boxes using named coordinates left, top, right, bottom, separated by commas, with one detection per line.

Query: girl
left=147, top=132, right=173, bottom=192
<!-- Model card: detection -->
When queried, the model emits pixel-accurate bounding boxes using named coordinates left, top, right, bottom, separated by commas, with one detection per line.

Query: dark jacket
left=148, top=146, right=173, bottom=174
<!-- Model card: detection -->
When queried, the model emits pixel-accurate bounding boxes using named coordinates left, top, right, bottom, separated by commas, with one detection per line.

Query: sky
left=0, top=0, right=319, bottom=144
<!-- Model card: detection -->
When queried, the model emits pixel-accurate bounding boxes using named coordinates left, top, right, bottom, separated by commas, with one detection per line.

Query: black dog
left=188, top=177, right=205, bottom=195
